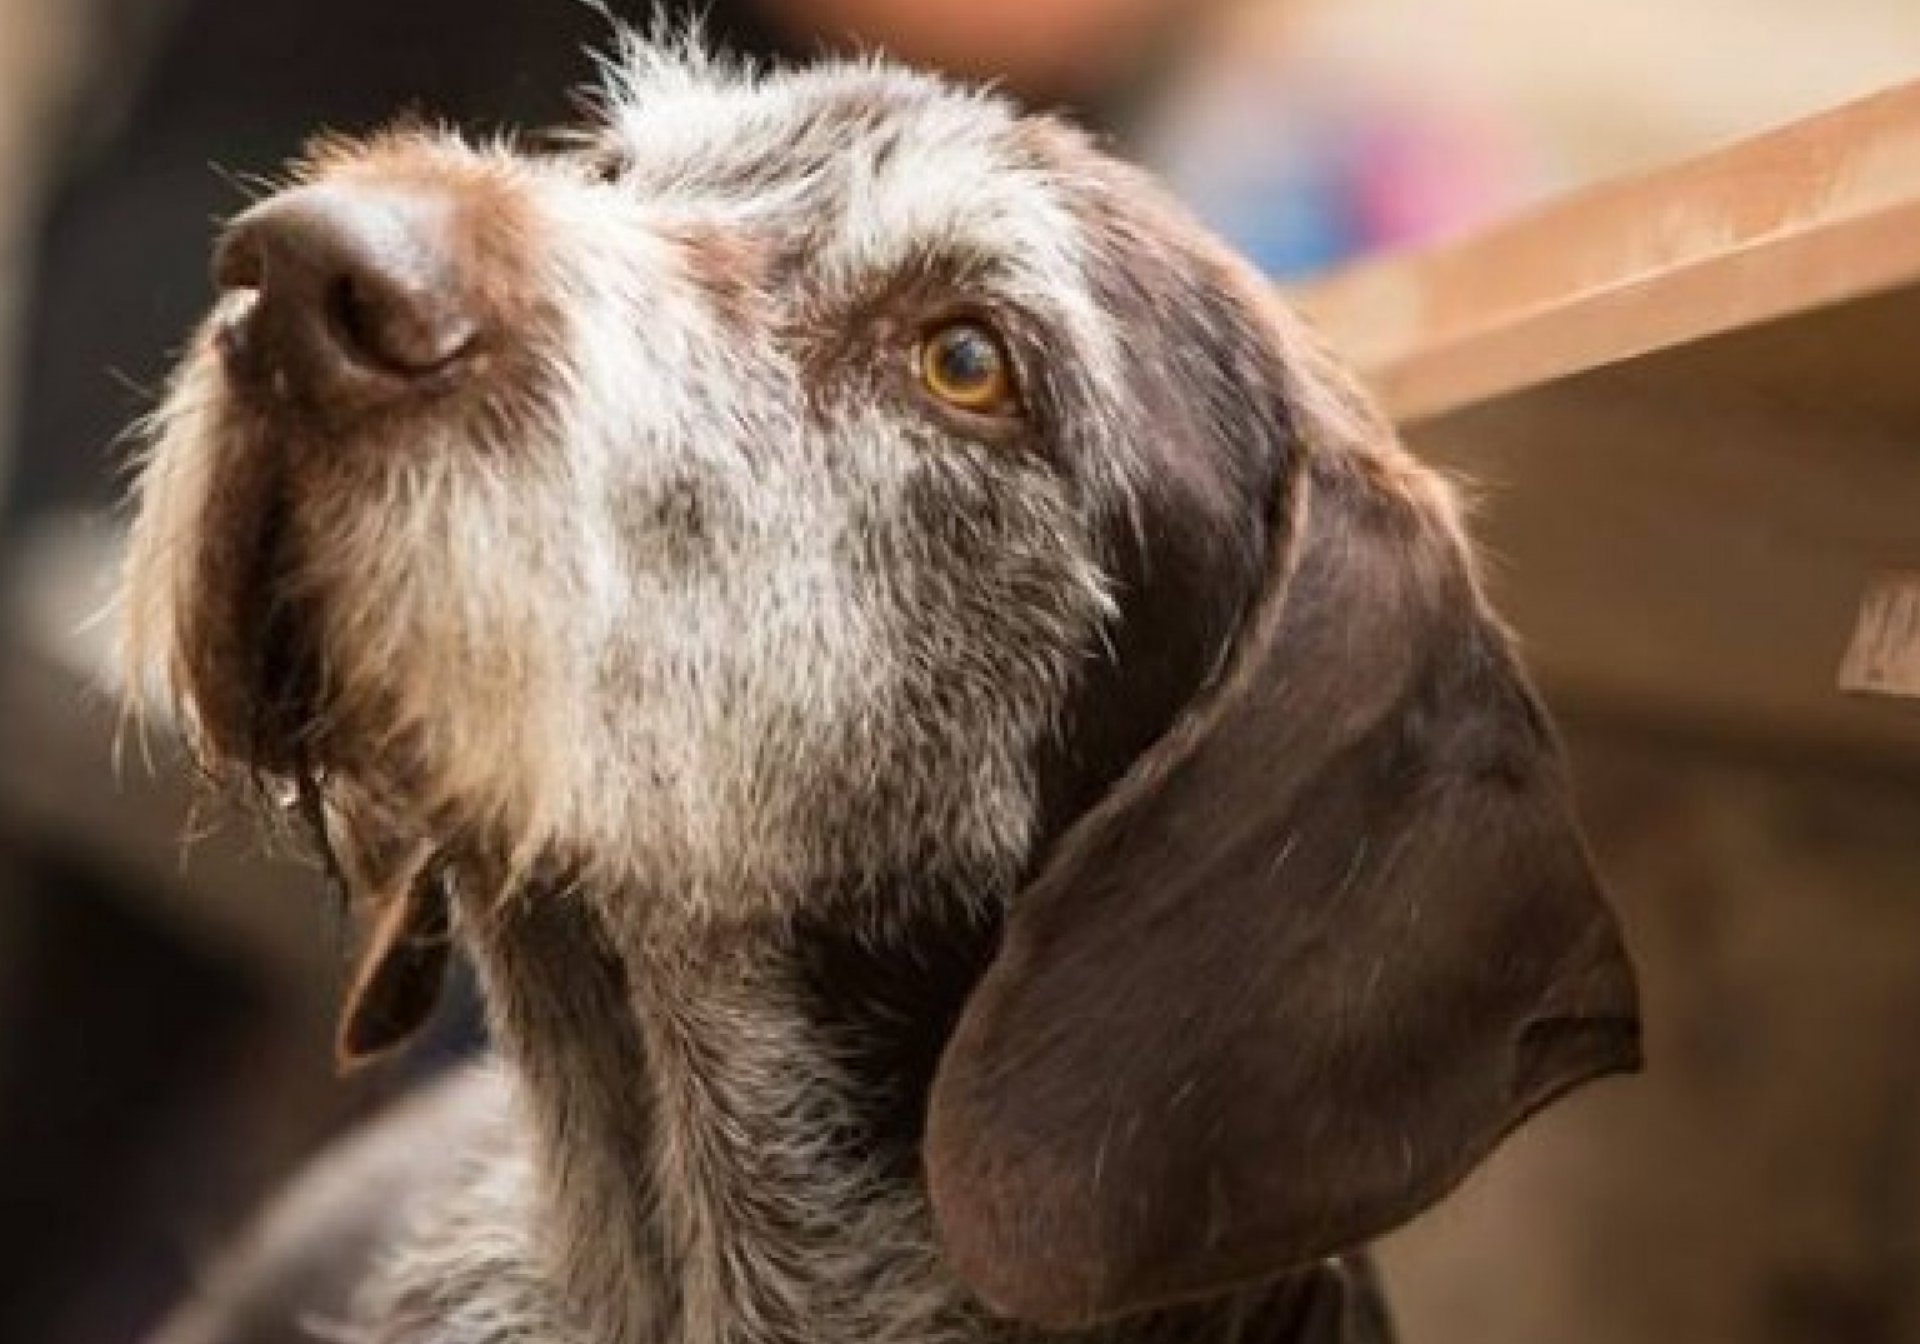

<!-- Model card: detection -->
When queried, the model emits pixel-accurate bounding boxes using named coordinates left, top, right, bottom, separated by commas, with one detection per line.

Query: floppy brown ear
left=924, top=342, right=1640, bottom=1327
left=331, top=839, right=451, bottom=1067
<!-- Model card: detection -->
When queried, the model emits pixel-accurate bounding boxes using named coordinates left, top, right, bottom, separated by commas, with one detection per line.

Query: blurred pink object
left=1145, top=25, right=1536, bottom=276
left=1348, top=101, right=1522, bottom=248
left=761, top=0, right=1202, bottom=98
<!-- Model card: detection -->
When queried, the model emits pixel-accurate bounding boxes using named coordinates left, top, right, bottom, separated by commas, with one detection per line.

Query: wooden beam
left=1841, top=572, right=1920, bottom=700
left=1300, top=80, right=1920, bottom=424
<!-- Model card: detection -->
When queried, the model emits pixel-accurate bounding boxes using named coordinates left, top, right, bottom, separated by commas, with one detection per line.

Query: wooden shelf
left=1298, top=80, right=1920, bottom=768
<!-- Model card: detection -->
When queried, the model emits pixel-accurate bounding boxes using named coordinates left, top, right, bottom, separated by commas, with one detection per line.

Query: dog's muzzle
left=159, top=178, right=510, bottom=771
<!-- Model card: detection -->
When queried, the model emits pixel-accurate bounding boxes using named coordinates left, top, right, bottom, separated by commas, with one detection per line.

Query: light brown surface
left=1298, top=79, right=1920, bottom=768
left=1841, top=571, right=1920, bottom=700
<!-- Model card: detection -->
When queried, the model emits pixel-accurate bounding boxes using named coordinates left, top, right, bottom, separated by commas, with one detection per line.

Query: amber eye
left=918, top=321, right=1016, bottom=414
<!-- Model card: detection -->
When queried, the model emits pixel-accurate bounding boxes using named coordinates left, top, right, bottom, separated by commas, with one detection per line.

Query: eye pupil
left=920, top=321, right=1015, bottom=413
left=937, top=330, right=995, bottom=387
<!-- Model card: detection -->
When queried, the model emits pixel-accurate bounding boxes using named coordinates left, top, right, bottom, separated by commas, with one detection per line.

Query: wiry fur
left=124, top=50, right=1121, bottom=921
left=119, top=33, right=1539, bottom=1344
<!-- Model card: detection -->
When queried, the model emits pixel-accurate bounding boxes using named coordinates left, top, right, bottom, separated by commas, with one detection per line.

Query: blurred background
left=3, top=1, right=1920, bottom=1341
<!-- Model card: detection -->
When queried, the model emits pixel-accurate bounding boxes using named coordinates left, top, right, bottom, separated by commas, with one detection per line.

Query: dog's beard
left=220, top=462, right=334, bottom=774
left=124, top=352, right=328, bottom=776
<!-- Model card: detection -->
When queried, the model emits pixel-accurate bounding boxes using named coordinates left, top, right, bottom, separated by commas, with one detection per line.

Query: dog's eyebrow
left=603, top=63, right=921, bottom=200
left=601, top=61, right=1096, bottom=330
left=805, top=99, right=1082, bottom=289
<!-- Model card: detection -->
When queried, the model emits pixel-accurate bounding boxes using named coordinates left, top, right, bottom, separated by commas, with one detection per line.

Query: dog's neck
left=467, top=881, right=1000, bottom=1344
left=466, top=885, right=1368, bottom=1344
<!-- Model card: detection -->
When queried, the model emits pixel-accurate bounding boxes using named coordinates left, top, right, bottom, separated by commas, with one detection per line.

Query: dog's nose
left=213, top=184, right=479, bottom=407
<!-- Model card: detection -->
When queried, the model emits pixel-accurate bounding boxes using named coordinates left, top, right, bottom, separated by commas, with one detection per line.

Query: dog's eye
left=918, top=322, right=1017, bottom=416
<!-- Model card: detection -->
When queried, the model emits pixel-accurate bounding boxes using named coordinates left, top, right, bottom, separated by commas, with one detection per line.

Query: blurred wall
left=1282, top=0, right=1920, bottom=191
left=0, top=0, right=87, bottom=509
left=1383, top=725, right=1920, bottom=1344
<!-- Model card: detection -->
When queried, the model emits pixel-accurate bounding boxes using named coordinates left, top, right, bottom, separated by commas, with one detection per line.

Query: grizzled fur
left=126, top=34, right=1637, bottom=1344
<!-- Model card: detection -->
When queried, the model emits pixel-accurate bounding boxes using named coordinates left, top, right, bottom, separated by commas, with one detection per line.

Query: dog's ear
left=924, top=306, right=1639, bottom=1328
left=330, top=835, right=451, bottom=1067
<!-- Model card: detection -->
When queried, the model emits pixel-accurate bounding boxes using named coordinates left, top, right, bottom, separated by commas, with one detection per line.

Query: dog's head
left=123, top=38, right=1637, bottom=1330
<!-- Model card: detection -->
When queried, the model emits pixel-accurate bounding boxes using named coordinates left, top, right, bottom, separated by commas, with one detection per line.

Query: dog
left=122, top=34, right=1640, bottom=1344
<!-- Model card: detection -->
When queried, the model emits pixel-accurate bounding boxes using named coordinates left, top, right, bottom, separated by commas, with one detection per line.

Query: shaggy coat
left=124, top=37, right=1640, bottom=1344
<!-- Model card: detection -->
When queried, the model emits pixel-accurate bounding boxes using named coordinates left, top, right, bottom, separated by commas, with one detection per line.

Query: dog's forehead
left=601, top=52, right=1098, bottom=308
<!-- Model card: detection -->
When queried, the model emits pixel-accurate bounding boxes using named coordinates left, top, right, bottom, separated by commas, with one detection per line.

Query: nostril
left=322, top=272, right=474, bottom=377
left=325, top=275, right=373, bottom=357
